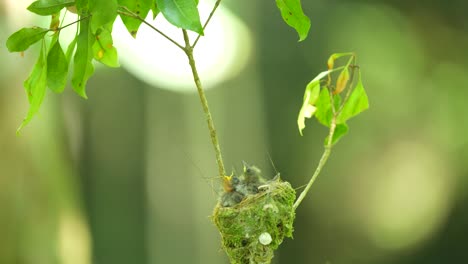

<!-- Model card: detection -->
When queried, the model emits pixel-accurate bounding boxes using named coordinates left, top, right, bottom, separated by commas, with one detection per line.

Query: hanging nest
left=212, top=166, right=296, bottom=264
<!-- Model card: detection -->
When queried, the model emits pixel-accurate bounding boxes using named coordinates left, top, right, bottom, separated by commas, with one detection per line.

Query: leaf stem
left=293, top=116, right=337, bottom=210
left=182, top=29, right=226, bottom=178
left=117, top=8, right=185, bottom=50
left=54, top=14, right=90, bottom=32
left=192, top=0, right=222, bottom=48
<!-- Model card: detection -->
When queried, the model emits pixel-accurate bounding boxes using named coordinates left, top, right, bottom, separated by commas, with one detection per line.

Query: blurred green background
left=1, top=0, right=468, bottom=263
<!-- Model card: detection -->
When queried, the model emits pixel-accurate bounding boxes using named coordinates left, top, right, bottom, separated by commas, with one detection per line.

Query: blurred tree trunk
left=79, top=69, right=147, bottom=264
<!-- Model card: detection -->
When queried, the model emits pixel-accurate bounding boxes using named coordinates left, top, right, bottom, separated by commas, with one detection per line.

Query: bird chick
left=242, top=161, right=262, bottom=184
left=241, top=161, right=266, bottom=194
left=220, top=191, right=244, bottom=207
left=220, top=175, right=245, bottom=207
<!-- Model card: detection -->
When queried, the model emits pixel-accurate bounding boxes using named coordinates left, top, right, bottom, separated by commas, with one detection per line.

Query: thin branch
left=117, top=8, right=185, bottom=51
left=192, top=0, right=222, bottom=49
left=53, top=14, right=90, bottom=32
left=328, top=86, right=337, bottom=115
left=182, top=29, right=226, bottom=178
left=293, top=116, right=337, bottom=210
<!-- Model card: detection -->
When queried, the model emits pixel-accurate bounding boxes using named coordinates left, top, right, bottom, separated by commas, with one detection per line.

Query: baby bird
left=242, top=161, right=262, bottom=184
left=220, top=175, right=244, bottom=207
left=241, top=161, right=265, bottom=194
left=220, top=163, right=269, bottom=206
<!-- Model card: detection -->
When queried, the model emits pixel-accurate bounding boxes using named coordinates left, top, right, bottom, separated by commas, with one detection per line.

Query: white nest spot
left=259, top=232, right=272, bottom=245
left=263, top=203, right=279, bottom=213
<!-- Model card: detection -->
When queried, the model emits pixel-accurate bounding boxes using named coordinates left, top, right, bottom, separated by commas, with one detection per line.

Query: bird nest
left=212, top=164, right=296, bottom=264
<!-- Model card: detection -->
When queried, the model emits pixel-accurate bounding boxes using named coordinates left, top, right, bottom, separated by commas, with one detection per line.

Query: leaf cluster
left=7, top=0, right=311, bottom=132
left=6, top=0, right=201, bottom=132
left=297, top=53, right=369, bottom=144
left=6, top=0, right=310, bottom=132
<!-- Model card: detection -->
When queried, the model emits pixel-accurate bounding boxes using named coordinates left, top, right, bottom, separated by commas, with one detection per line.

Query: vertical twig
left=182, top=30, right=226, bottom=178
left=118, top=3, right=227, bottom=179
left=293, top=117, right=337, bottom=210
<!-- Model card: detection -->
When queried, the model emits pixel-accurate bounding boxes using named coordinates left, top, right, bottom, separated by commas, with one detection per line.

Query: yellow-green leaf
left=324, top=123, right=348, bottom=146
left=315, top=88, right=341, bottom=127
left=152, top=1, right=160, bottom=19
left=92, top=25, right=119, bottom=67
left=157, top=0, right=203, bottom=35
left=6, top=27, right=48, bottom=52
left=337, top=71, right=369, bottom=123
left=275, top=0, right=310, bottom=41
left=47, top=38, right=68, bottom=93
left=18, top=44, right=48, bottom=133
left=27, top=0, right=75, bottom=16
left=71, top=18, right=95, bottom=98
left=66, top=36, right=78, bottom=63
left=90, top=0, right=118, bottom=33
left=118, top=0, right=152, bottom=37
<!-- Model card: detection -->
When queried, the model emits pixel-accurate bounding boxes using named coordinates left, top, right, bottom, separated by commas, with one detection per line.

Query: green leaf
left=75, top=0, right=89, bottom=13
left=17, top=44, right=48, bottom=133
left=92, top=25, right=120, bottom=67
left=297, top=69, right=335, bottom=135
left=90, top=0, right=118, bottom=33
left=118, top=0, right=152, bottom=37
left=275, top=0, right=310, bottom=41
left=66, top=36, right=78, bottom=63
left=47, top=37, right=68, bottom=93
left=157, top=0, right=203, bottom=35
left=71, top=18, right=95, bottom=99
left=27, top=0, right=75, bottom=16
left=315, top=88, right=341, bottom=127
left=6, top=27, right=48, bottom=52
left=152, top=1, right=160, bottom=19
left=337, top=71, right=369, bottom=123
left=314, top=88, right=332, bottom=126
left=324, top=123, right=348, bottom=146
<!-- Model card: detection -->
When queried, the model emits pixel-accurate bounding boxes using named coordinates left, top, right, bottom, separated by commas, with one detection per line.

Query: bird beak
left=242, top=161, right=249, bottom=172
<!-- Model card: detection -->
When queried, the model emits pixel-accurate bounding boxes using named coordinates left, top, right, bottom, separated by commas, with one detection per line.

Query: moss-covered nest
left=212, top=180, right=296, bottom=264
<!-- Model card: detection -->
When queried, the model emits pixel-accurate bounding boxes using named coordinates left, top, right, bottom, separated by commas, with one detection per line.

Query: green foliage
left=65, top=35, right=78, bottom=63
left=151, top=1, right=160, bottom=19
left=75, top=0, right=90, bottom=13
left=118, top=0, right=152, bottom=37
left=47, top=36, right=68, bottom=93
left=90, top=0, right=118, bottom=33
left=156, top=0, right=203, bottom=35
left=336, top=72, right=369, bottom=123
left=92, top=25, right=120, bottom=67
left=5, top=1, right=370, bottom=263
left=297, top=69, right=333, bottom=135
left=27, top=0, right=75, bottom=16
left=275, top=0, right=310, bottom=41
left=7, top=1, right=313, bottom=134
left=71, top=18, right=95, bottom=99
left=328, top=123, right=348, bottom=145
left=297, top=53, right=369, bottom=145
left=6, top=27, right=48, bottom=52
left=314, top=88, right=335, bottom=126
left=18, top=43, right=48, bottom=133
